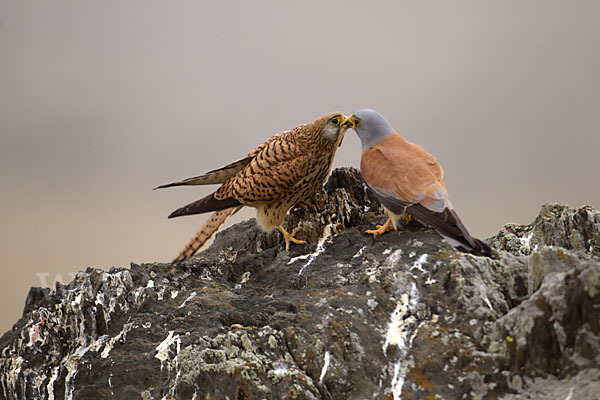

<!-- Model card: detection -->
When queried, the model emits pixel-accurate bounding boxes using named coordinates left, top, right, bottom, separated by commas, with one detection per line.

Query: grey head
left=346, top=109, right=396, bottom=151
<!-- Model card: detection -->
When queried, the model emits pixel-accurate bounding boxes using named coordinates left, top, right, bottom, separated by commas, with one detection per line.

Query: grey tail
left=168, top=193, right=241, bottom=219
left=406, top=204, right=492, bottom=257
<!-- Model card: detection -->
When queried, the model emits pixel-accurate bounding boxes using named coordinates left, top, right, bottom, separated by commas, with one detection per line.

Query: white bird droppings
left=289, top=224, right=334, bottom=275
left=155, top=331, right=181, bottom=371
left=382, top=282, right=421, bottom=400
left=409, top=254, right=428, bottom=273
left=353, top=246, right=367, bottom=258
left=178, top=292, right=197, bottom=308
left=319, top=351, right=331, bottom=384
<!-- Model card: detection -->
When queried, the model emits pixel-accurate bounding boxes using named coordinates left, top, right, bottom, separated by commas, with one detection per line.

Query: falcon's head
left=343, top=109, right=395, bottom=150
left=317, top=112, right=350, bottom=146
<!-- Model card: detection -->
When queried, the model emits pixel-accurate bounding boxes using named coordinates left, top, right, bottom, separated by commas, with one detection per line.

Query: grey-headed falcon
left=344, top=109, right=492, bottom=257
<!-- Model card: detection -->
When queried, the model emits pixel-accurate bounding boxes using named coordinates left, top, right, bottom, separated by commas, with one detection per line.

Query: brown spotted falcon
left=156, top=112, right=350, bottom=263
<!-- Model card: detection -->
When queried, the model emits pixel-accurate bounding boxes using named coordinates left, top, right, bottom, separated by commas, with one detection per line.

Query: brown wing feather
left=215, top=129, right=310, bottom=203
left=360, top=133, right=449, bottom=212
left=154, top=156, right=252, bottom=189
left=155, top=131, right=287, bottom=190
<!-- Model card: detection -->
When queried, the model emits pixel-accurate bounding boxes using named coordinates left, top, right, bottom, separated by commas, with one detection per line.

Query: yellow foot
left=364, top=217, right=396, bottom=237
left=278, top=225, right=307, bottom=251
left=295, top=201, right=318, bottom=211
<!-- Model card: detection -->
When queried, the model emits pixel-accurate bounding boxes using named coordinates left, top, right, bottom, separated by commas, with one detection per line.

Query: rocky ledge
left=1, top=168, right=599, bottom=400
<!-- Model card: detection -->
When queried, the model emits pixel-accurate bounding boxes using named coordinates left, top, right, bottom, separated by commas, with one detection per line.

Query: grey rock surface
left=489, top=203, right=600, bottom=257
left=1, top=168, right=598, bottom=400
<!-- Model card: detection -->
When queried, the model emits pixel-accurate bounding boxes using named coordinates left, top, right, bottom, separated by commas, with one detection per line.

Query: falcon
left=157, top=112, right=350, bottom=263
left=343, top=109, right=492, bottom=257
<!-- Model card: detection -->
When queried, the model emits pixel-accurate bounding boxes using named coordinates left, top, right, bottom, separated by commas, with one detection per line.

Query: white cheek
left=322, top=126, right=338, bottom=140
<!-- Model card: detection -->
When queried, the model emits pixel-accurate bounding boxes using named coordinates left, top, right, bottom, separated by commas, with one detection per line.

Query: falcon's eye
left=330, top=117, right=340, bottom=126
left=353, top=117, right=360, bottom=127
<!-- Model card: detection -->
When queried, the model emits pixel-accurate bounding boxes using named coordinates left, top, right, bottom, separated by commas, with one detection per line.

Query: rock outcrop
left=1, top=168, right=599, bottom=400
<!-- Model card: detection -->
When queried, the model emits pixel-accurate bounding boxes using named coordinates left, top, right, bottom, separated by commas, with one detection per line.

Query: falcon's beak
left=342, top=115, right=357, bottom=129
left=339, top=114, right=349, bottom=128
left=337, top=115, right=350, bottom=147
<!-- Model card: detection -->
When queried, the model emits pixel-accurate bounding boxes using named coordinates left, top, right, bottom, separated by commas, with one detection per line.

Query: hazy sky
left=1, top=1, right=599, bottom=333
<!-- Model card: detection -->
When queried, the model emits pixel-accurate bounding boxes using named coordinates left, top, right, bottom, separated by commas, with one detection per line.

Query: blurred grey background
left=1, top=1, right=599, bottom=333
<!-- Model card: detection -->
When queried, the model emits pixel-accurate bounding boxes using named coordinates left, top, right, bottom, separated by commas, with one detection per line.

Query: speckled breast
left=284, top=144, right=338, bottom=207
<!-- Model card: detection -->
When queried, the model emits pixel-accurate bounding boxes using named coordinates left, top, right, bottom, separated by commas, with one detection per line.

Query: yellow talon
left=364, top=217, right=396, bottom=237
left=278, top=225, right=307, bottom=251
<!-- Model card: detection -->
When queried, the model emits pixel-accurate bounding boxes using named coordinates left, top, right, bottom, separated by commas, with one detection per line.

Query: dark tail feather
left=471, top=238, right=492, bottom=257
left=455, top=238, right=492, bottom=257
left=168, top=193, right=241, bottom=218
left=406, top=204, right=492, bottom=257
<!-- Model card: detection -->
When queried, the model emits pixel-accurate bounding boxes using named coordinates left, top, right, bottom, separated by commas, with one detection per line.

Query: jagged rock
left=489, top=203, right=600, bottom=257
left=1, top=167, right=598, bottom=400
